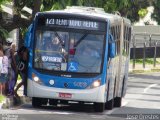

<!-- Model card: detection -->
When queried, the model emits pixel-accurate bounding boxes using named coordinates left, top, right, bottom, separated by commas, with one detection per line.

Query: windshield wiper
left=74, top=34, right=88, bottom=47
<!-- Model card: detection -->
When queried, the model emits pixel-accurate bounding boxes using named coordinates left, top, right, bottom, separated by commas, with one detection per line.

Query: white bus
left=25, top=6, right=131, bottom=112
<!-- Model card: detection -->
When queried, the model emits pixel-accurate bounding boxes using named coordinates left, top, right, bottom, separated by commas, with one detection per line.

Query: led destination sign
left=44, top=18, right=105, bottom=31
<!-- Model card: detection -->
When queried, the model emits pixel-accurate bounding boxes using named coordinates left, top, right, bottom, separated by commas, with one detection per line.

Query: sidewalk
left=0, top=81, right=31, bottom=109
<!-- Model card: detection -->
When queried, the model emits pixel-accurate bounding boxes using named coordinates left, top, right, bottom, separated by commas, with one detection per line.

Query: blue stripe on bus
left=28, top=69, right=104, bottom=89
left=101, top=19, right=110, bottom=84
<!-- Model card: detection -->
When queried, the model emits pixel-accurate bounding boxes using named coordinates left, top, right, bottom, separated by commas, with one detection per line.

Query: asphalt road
left=0, top=72, right=160, bottom=120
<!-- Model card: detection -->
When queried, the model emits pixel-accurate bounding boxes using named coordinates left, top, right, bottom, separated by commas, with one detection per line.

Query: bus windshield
left=34, top=30, right=104, bottom=73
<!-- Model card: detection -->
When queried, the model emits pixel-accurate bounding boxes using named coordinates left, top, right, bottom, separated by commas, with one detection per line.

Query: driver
left=51, top=36, right=61, bottom=52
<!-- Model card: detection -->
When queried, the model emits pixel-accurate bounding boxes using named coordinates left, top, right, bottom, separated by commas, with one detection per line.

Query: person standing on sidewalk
left=3, top=38, right=14, bottom=95
left=0, top=44, right=8, bottom=95
left=14, top=46, right=28, bottom=97
left=7, top=43, right=18, bottom=96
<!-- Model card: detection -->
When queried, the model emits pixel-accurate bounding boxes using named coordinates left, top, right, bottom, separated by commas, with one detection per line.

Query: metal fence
left=130, top=33, right=160, bottom=69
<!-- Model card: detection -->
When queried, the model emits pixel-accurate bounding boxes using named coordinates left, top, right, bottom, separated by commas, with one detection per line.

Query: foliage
left=0, top=26, right=8, bottom=39
left=0, top=0, right=10, bottom=5
left=38, top=0, right=151, bottom=23
left=0, top=0, right=159, bottom=39
left=130, top=58, right=160, bottom=64
left=0, top=0, right=10, bottom=10
left=152, top=0, right=160, bottom=25
left=138, top=8, right=148, bottom=18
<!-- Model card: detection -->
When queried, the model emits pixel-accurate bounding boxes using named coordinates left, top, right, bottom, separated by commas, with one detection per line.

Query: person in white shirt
left=0, top=44, right=8, bottom=95
left=3, top=38, right=13, bottom=95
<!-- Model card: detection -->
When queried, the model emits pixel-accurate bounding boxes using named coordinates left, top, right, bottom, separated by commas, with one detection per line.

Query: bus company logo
left=73, top=82, right=87, bottom=88
left=64, top=83, right=68, bottom=88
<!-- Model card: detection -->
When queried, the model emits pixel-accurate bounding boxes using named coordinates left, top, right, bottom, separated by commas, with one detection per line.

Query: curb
left=1, top=96, right=31, bottom=109
left=129, top=68, right=160, bottom=73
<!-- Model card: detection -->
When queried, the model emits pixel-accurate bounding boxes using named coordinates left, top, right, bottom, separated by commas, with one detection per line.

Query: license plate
left=59, top=93, right=72, bottom=98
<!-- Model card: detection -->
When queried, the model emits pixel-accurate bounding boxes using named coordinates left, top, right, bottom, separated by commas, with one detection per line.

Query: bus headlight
left=87, top=79, right=101, bottom=89
left=93, top=80, right=101, bottom=87
left=32, top=73, right=43, bottom=85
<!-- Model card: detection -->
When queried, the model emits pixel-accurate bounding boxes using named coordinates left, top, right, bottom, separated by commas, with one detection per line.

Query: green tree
left=152, top=0, right=160, bottom=24
left=0, top=0, right=157, bottom=44
left=0, top=26, right=8, bottom=42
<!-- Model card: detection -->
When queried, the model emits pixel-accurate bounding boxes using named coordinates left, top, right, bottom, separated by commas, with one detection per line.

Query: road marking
left=106, top=83, right=157, bottom=115
left=143, top=84, right=157, bottom=94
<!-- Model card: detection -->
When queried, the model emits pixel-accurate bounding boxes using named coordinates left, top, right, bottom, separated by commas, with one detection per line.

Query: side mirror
left=109, top=34, right=116, bottom=58
left=24, top=24, right=33, bottom=48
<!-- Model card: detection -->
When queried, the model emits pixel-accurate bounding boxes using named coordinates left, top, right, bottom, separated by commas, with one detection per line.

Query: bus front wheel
left=32, top=97, right=42, bottom=108
left=94, top=103, right=105, bottom=112
left=49, top=99, right=58, bottom=106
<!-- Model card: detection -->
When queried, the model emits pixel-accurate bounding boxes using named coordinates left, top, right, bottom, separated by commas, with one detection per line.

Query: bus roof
left=36, top=6, right=129, bottom=24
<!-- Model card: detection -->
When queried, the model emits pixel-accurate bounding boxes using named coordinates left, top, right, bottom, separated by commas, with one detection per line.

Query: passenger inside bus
left=52, top=36, right=60, bottom=51
left=40, top=35, right=66, bottom=70
left=43, top=36, right=61, bottom=55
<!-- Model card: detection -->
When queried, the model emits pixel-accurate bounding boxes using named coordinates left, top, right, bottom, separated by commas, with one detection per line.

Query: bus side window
left=109, top=34, right=116, bottom=58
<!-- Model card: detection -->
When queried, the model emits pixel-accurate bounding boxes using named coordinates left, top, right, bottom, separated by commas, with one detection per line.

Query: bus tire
left=105, top=99, right=114, bottom=110
left=114, top=97, right=122, bottom=107
left=41, top=98, right=48, bottom=105
left=60, top=100, right=68, bottom=104
left=94, top=103, right=105, bottom=112
left=114, top=76, right=124, bottom=107
left=49, top=99, right=58, bottom=106
left=32, top=97, right=42, bottom=108
left=121, top=77, right=125, bottom=97
left=79, top=101, right=84, bottom=105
